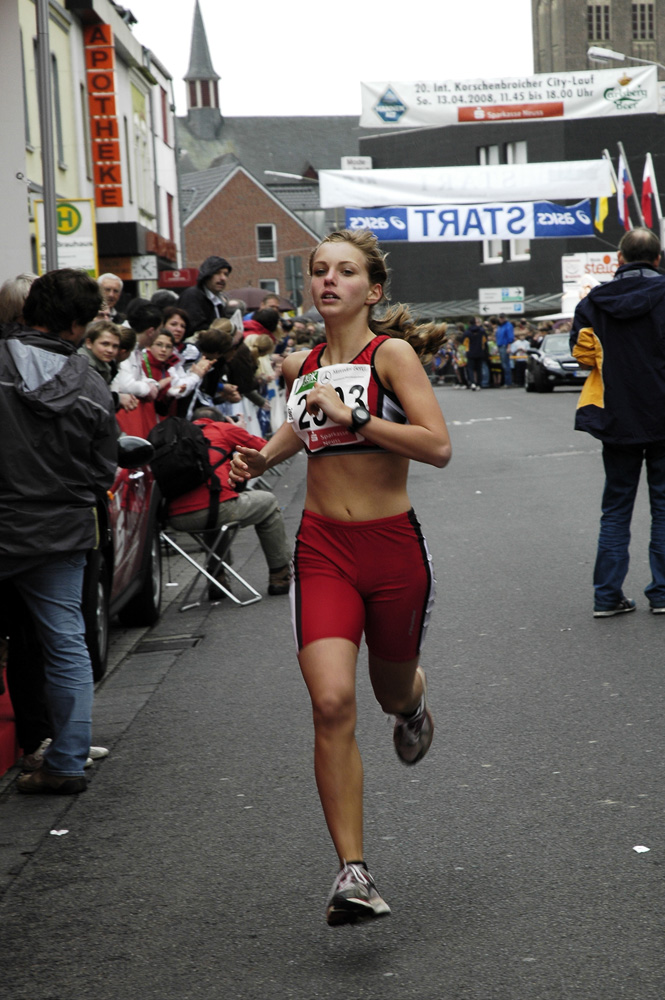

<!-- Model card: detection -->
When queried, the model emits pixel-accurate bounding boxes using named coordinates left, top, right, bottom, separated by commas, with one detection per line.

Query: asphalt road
left=1, top=383, right=664, bottom=1000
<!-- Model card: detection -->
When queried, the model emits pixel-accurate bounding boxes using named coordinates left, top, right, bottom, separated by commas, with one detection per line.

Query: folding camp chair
left=160, top=521, right=262, bottom=611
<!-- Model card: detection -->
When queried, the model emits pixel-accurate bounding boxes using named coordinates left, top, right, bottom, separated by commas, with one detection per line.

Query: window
left=478, top=146, right=502, bottom=263
left=166, top=192, right=175, bottom=243
left=160, top=86, right=169, bottom=145
left=124, top=115, right=133, bottom=203
left=588, top=3, right=610, bottom=40
left=201, top=80, right=210, bottom=108
left=20, top=30, right=31, bottom=147
left=506, top=141, right=530, bottom=261
left=51, top=54, right=66, bottom=169
left=259, top=279, right=279, bottom=293
left=633, top=2, right=654, bottom=39
left=256, top=224, right=277, bottom=261
left=188, top=80, right=197, bottom=108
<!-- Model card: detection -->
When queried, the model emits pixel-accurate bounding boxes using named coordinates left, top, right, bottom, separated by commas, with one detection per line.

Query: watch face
left=352, top=404, right=371, bottom=430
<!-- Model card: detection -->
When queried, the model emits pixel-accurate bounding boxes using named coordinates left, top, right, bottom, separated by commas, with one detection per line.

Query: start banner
left=361, top=66, right=657, bottom=128
left=344, top=200, right=594, bottom=242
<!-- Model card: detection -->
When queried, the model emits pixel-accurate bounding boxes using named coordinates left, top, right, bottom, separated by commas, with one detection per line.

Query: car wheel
left=525, top=371, right=535, bottom=393
left=117, top=525, right=162, bottom=627
left=83, top=550, right=110, bottom=682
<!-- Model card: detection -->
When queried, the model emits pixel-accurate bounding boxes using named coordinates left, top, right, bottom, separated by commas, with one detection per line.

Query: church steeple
left=185, top=1, right=222, bottom=137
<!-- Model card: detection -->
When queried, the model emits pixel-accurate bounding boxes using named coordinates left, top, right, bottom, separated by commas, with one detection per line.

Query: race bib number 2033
left=287, top=363, right=371, bottom=453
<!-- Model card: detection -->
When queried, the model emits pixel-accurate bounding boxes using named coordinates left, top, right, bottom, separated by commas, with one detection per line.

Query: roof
left=179, top=161, right=238, bottom=220
left=404, top=291, right=564, bottom=320
left=266, top=183, right=321, bottom=212
left=184, top=0, right=220, bottom=82
left=177, top=114, right=363, bottom=180
left=180, top=161, right=322, bottom=241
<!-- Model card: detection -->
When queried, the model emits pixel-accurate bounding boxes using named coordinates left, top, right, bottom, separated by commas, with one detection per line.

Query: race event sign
left=344, top=201, right=594, bottom=242
left=361, top=65, right=657, bottom=128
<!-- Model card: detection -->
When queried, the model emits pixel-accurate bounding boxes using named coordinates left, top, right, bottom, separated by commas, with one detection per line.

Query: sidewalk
left=0, top=455, right=306, bottom=789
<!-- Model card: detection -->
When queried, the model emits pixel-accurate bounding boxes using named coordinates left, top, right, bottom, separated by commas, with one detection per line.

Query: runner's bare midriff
left=305, top=451, right=411, bottom=521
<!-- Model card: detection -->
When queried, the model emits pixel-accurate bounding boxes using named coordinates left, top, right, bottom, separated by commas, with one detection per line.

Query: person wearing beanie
left=178, top=255, right=233, bottom=334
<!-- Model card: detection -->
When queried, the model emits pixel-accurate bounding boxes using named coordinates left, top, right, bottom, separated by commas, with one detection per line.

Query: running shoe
left=325, top=862, right=391, bottom=927
left=593, top=597, right=636, bottom=618
left=393, top=666, right=434, bottom=765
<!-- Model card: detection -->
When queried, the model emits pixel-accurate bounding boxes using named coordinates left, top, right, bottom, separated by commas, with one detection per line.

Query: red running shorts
left=290, top=508, right=435, bottom=662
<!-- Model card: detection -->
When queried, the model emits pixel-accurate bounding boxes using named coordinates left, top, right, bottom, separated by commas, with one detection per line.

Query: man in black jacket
left=178, top=255, right=233, bottom=333
left=571, top=227, right=665, bottom=617
left=0, top=269, right=117, bottom=793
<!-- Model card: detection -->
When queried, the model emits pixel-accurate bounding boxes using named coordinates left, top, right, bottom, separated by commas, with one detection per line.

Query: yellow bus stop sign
left=56, top=203, right=83, bottom=235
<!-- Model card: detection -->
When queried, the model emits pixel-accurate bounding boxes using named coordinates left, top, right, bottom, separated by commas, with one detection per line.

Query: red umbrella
left=225, top=286, right=294, bottom=311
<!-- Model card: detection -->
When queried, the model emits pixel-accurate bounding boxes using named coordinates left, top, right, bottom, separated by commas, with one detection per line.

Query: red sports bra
left=286, top=335, right=407, bottom=456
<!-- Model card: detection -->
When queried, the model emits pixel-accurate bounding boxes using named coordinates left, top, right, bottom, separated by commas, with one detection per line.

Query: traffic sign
left=479, top=301, right=525, bottom=316
left=478, top=286, right=525, bottom=304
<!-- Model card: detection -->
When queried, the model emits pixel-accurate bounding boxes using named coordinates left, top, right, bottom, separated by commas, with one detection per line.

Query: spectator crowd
left=429, top=312, right=565, bottom=390
left=0, top=249, right=564, bottom=795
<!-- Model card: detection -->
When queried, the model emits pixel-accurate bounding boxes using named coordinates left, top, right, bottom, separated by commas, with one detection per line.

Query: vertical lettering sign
left=84, top=24, right=123, bottom=208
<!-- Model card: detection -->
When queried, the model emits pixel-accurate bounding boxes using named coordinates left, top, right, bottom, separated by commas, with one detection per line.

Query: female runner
left=229, top=230, right=451, bottom=926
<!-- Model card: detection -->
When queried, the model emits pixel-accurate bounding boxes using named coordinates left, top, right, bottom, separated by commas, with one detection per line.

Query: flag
left=641, top=155, right=658, bottom=229
left=595, top=197, right=608, bottom=233
left=617, top=154, right=633, bottom=231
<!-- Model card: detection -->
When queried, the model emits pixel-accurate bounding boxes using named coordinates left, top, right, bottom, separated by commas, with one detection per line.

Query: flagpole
left=648, top=150, right=665, bottom=248
left=618, top=141, right=645, bottom=227
left=602, top=148, right=620, bottom=193
left=645, top=152, right=663, bottom=221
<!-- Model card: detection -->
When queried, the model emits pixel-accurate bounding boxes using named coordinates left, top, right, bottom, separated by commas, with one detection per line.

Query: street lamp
left=587, top=45, right=665, bottom=73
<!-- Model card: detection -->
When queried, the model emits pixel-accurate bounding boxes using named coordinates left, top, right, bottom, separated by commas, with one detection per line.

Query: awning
left=401, top=291, right=563, bottom=320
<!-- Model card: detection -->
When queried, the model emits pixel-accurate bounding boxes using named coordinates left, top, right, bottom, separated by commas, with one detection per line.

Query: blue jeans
left=10, top=552, right=93, bottom=776
left=594, top=441, right=665, bottom=609
left=498, top=345, right=512, bottom=386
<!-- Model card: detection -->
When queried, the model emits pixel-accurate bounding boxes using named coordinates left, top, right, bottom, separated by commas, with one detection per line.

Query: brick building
left=182, top=163, right=320, bottom=310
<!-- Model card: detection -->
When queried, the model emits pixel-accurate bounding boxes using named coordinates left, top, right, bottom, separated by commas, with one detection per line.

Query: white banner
left=361, top=66, right=657, bottom=128
left=320, top=160, right=613, bottom=209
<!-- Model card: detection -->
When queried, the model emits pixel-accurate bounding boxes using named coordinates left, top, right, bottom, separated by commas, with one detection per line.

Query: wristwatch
left=349, top=403, right=371, bottom=433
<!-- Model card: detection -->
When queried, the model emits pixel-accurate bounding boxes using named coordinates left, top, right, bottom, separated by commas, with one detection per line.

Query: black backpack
left=148, top=416, right=227, bottom=530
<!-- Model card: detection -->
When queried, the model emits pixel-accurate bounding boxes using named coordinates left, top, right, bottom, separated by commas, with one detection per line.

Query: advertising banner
left=360, top=66, right=657, bottom=129
left=344, top=200, right=593, bottom=242
left=321, top=160, right=611, bottom=209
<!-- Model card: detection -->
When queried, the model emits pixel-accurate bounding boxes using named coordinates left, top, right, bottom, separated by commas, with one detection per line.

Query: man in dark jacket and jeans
left=570, top=227, right=665, bottom=617
left=0, top=269, right=117, bottom=793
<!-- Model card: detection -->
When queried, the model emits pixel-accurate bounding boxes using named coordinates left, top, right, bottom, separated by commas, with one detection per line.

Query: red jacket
left=168, top=418, right=266, bottom=515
